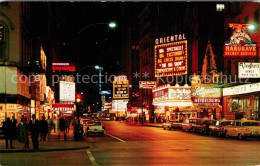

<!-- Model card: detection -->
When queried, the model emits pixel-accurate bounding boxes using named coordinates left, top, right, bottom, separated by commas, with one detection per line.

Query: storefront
left=52, top=104, right=75, bottom=117
left=191, top=80, right=222, bottom=120
left=152, top=84, right=195, bottom=122
left=223, top=82, right=260, bottom=120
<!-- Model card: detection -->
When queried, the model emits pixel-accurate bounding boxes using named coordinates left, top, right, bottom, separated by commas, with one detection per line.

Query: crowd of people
left=2, top=115, right=72, bottom=151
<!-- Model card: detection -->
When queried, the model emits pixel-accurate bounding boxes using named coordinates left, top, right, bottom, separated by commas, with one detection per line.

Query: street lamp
left=248, top=24, right=255, bottom=30
left=108, top=22, right=117, bottom=29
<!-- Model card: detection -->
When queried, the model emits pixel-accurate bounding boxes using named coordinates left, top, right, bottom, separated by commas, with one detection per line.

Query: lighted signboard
left=100, top=90, right=111, bottom=95
left=155, top=40, right=188, bottom=77
left=113, top=75, right=129, bottom=99
left=224, top=44, right=257, bottom=57
left=191, top=84, right=221, bottom=104
left=224, top=23, right=257, bottom=58
left=193, top=98, right=221, bottom=103
left=152, top=85, right=193, bottom=107
left=112, top=99, right=128, bottom=111
left=139, top=81, right=156, bottom=89
left=52, top=104, right=74, bottom=114
left=59, top=81, right=75, bottom=102
left=238, top=62, right=260, bottom=78
left=223, top=82, right=260, bottom=96
left=52, top=63, right=76, bottom=72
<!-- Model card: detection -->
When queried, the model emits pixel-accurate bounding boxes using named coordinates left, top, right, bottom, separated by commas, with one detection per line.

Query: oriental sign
left=155, top=40, right=188, bottom=77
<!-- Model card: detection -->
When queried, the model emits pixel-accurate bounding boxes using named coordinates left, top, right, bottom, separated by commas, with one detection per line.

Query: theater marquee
left=155, top=40, right=188, bottom=77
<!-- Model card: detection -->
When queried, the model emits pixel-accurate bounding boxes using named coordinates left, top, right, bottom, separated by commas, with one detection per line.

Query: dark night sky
left=38, top=2, right=227, bottom=107
left=48, top=2, right=145, bottom=107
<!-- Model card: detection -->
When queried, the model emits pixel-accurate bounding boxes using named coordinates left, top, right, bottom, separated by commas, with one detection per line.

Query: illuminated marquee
left=113, top=75, right=129, bottom=99
left=155, top=40, right=188, bottom=77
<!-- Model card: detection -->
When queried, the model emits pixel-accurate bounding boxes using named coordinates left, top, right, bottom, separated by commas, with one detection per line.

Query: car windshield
left=88, top=122, right=101, bottom=126
left=221, top=121, right=233, bottom=126
left=242, top=122, right=260, bottom=126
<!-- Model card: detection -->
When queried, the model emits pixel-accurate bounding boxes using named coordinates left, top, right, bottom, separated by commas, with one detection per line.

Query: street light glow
left=108, top=22, right=117, bottom=29
left=95, top=65, right=100, bottom=69
left=248, top=24, right=255, bottom=30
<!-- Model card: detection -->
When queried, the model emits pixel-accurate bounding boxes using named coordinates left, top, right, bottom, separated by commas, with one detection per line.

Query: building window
left=0, top=23, right=8, bottom=60
left=244, top=16, right=249, bottom=24
left=216, top=4, right=225, bottom=12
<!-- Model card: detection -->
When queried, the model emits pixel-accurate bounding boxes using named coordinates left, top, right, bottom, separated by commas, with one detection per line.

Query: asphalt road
left=1, top=121, right=260, bottom=166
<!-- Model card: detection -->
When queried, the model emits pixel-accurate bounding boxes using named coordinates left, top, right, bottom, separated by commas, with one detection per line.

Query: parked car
left=192, top=118, right=215, bottom=134
left=181, top=118, right=200, bottom=132
left=85, top=121, right=105, bottom=136
left=209, top=119, right=233, bottom=136
left=162, top=121, right=174, bottom=130
left=224, top=119, right=260, bottom=140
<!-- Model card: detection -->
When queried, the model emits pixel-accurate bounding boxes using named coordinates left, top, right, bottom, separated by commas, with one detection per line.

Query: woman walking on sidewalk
left=17, top=118, right=26, bottom=150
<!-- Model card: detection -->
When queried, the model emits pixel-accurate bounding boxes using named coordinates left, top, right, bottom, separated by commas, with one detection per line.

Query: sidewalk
left=125, top=121, right=162, bottom=128
left=0, top=126, right=89, bottom=153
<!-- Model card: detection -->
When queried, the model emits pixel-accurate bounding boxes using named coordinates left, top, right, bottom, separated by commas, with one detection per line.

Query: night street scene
left=0, top=1, right=260, bottom=166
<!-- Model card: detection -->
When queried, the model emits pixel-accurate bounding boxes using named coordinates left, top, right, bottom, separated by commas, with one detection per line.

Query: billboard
left=238, top=62, right=260, bottom=78
left=224, top=23, right=257, bottom=58
left=223, top=82, right=260, bottom=96
left=224, top=44, right=257, bottom=57
left=155, top=40, right=188, bottom=77
left=191, top=84, right=221, bottom=104
left=113, top=75, right=129, bottom=99
left=52, top=63, right=76, bottom=72
left=112, top=99, right=128, bottom=112
left=139, top=81, right=156, bottom=89
left=59, top=81, right=75, bottom=102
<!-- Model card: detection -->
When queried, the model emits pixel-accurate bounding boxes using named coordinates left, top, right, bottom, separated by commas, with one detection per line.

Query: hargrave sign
left=224, top=23, right=257, bottom=58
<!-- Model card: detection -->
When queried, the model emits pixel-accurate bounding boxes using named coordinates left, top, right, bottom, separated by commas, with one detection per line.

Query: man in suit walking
left=3, top=117, right=13, bottom=149
left=29, top=114, right=40, bottom=151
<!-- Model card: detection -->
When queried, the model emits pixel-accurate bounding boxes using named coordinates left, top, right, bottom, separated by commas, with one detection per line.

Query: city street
left=1, top=121, right=260, bottom=166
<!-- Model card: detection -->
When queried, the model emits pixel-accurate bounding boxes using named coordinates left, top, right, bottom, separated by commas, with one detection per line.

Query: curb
left=143, top=125, right=162, bottom=128
left=0, top=146, right=90, bottom=153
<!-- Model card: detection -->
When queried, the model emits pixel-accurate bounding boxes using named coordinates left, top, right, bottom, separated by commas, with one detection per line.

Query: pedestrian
left=17, top=118, right=26, bottom=150
left=40, top=116, right=48, bottom=141
left=47, top=117, right=53, bottom=139
left=2, top=117, right=14, bottom=149
left=58, top=117, right=66, bottom=140
left=29, top=114, right=40, bottom=151
left=24, top=118, right=30, bottom=149
left=65, top=118, right=70, bottom=134
left=10, top=116, right=17, bottom=141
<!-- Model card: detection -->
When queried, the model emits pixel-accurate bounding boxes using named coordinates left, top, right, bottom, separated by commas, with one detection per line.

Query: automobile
left=162, top=119, right=189, bottom=130
left=209, top=119, right=233, bottom=136
left=192, top=118, right=215, bottom=134
left=171, top=120, right=184, bottom=130
left=81, top=118, right=92, bottom=125
left=100, top=117, right=111, bottom=121
left=181, top=118, right=200, bottom=132
left=162, top=121, right=174, bottom=130
left=224, top=119, right=260, bottom=140
left=85, top=121, right=105, bottom=136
